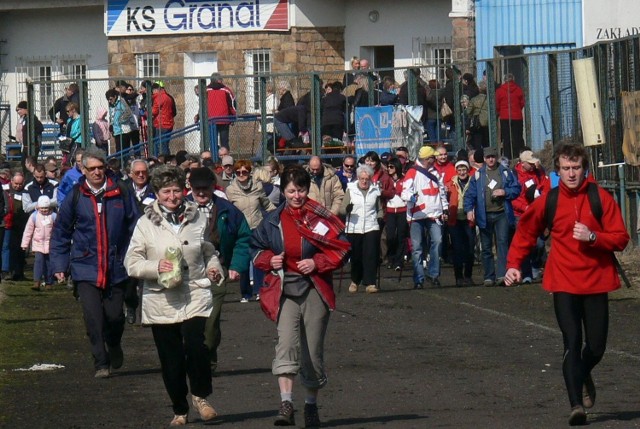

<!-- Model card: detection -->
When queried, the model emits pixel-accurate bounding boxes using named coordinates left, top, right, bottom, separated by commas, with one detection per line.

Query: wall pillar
left=450, top=0, right=475, bottom=70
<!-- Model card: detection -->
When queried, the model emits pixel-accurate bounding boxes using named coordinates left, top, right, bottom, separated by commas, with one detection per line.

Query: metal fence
left=12, top=35, right=640, bottom=238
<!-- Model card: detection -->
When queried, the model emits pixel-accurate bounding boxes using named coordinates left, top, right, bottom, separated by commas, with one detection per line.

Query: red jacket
left=434, top=161, right=456, bottom=186
left=495, top=81, right=525, bottom=120
left=507, top=179, right=629, bottom=294
left=152, top=90, right=175, bottom=130
left=207, top=83, right=236, bottom=125
left=511, top=162, right=550, bottom=217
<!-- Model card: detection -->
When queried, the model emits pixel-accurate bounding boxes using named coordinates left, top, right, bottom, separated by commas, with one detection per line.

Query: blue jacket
left=463, top=164, right=521, bottom=228
left=57, top=165, right=83, bottom=206
left=50, top=172, right=140, bottom=288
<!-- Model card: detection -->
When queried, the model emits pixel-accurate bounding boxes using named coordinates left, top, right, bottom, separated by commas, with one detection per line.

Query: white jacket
left=125, top=201, right=225, bottom=325
left=400, top=161, right=448, bottom=221
left=344, top=182, right=381, bottom=234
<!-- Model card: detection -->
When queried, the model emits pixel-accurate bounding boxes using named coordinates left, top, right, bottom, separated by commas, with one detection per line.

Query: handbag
left=469, top=114, right=482, bottom=133
left=58, top=137, right=74, bottom=153
left=440, top=99, right=453, bottom=119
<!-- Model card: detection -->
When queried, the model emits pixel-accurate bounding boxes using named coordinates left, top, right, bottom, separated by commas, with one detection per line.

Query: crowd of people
left=4, top=65, right=627, bottom=427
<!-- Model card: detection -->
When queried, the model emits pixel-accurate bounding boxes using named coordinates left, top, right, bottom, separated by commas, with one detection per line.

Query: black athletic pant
left=347, top=230, right=380, bottom=286
left=553, top=292, right=609, bottom=407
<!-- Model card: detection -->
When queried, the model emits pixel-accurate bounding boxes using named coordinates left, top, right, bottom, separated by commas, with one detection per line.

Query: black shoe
left=109, top=344, right=124, bottom=370
left=568, top=405, right=587, bottom=426
left=414, top=282, right=423, bottom=289
left=428, top=277, right=441, bottom=287
left=304, top=403, right=320, bottom=428
left=583, top=374, right=596, bottom=408
left=274, top=400, right=295, bottom=426
left=125, top=307, right=136, bottom=325
left=455, top=278, right=464, bottom=287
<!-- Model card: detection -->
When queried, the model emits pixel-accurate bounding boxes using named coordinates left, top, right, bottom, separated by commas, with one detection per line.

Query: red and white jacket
left=400, top=161, right=448, bottom=221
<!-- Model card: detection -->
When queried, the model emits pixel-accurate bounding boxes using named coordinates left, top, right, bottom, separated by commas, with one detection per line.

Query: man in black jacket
left=48, top=84, right=79, bottom=133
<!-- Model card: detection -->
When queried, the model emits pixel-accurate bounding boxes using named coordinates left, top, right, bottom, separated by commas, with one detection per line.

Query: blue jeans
left=409, top=218, right=442, bottom=283
left=2, top=230, right=10, bottom=272
left=273, top=117, right=296, bottom=141
left=34, top=252, right=53, bottom=284
left=426, top=119, right=439, bottom=141
left=154, top=127, right=173, bottom=155
left=479, top=211, right=509, bottom=281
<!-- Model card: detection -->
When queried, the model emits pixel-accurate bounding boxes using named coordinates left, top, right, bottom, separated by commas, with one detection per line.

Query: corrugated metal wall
left=476, top=0, right=583, bottom=61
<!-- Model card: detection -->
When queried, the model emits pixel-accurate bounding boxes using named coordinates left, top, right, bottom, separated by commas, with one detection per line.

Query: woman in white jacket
left=125, top=165, right=225, bottom=427
left=339, top=164, right=384, bottom=293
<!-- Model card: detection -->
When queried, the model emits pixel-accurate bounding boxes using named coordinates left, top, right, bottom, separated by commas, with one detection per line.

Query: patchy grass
left=0, top=281, right=85, bottom=387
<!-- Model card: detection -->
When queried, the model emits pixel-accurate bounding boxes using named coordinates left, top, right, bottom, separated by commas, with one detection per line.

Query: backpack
left=168, top=93, right=178, bottom=117
left=69, top=179, right=131, bottom=226
left=543, top=182, right=629, bottom=287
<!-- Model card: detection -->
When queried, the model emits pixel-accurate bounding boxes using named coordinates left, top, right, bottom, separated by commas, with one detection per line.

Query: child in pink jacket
left=22, top=196, right=57, bottom=291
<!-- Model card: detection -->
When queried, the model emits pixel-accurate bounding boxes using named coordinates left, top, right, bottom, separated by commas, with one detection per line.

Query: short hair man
left=305, top=156, right=344, bottom=215
left=23, top=164, right=58, bottom=214
left=8, top=172, right=28, bottom=280
left=505, top=144, right=629, bottom=425
left=50, top=146, right=140, bottom=378
left=463, top=146, right=520, bottom=286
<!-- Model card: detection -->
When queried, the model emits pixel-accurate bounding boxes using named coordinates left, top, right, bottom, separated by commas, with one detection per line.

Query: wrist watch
left=588, top=232, right=596, bottom=243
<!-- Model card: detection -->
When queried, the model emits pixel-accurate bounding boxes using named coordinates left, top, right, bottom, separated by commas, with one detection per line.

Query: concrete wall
left=583, top=0, right=640, bottom=45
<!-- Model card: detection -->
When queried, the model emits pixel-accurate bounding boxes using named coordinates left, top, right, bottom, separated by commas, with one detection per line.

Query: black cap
left=17, top=101, right=27, bottom=109
left=189, top=167, right=216, bottom=188
left=175, top=150, right=188, bottom=166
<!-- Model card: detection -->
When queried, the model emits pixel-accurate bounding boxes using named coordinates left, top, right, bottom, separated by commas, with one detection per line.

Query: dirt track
left=2, top=262, right=640, bottom=429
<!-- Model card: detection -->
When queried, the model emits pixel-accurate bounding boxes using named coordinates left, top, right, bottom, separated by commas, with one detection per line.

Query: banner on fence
left=106, top=0, right=290, bottom=36
left=354, top=106, right=394, bottom=159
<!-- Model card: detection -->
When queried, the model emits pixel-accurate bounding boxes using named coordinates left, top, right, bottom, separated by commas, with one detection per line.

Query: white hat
left=37, top=195, right=51, bottom=209
left=519, top=150, right=540, bottom=164
left=455, top=160, right=470, bottom=169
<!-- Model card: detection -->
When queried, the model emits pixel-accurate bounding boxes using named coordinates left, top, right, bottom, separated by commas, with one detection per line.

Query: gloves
left=345, top=203, right=354, bottom=214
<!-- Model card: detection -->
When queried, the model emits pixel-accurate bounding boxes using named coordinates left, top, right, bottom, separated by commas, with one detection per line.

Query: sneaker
left=192, top=395, right=217, bottom=421
left=522, top=277, right=532, bottom=284
left=170, top=414, right=188, bottom=426
left=240, top=298, right=249, bottom=303
left=274, top=400, right=295, bottom=426
left=109, top=344, right=123, bottom=370
left=394, top=265, right=402, bottom=272
left=304, top=403, right=321, bottom=428
left=348, top=282, right=358, bottom=293
left=427, top=277, right=441, bottom=287
left=126, top=307, right=136, bottom=324
left=568, top=405, right=587, bottom=426
left=583, top=374, right=596, bottom=409
left=94, top=368, right=110, bottom=378
left=255, top=294, right=260, bottom=301
left=483, top=279, right=495, bottom=287
left=532, top=267, right=542, bottom=280
left=365, top=285, right=378, bottom=294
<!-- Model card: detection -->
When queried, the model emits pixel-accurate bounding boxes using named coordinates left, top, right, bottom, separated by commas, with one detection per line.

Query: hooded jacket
left=495, top=81, right=525, bottom=120
left=304, top=164, right=345, bottom=215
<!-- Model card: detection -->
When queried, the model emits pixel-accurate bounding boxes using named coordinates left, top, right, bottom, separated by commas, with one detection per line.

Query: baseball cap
left=221, top=155, right=234, bottom=167
left=483, top=147, right=498, bottom=157
left=189, top=167, right=216, bottom=188
left=418, top=146, right=436, bottom=159
left=380, top=152, right=392, bottom=164
left=519, top=150, right=540, bottom=164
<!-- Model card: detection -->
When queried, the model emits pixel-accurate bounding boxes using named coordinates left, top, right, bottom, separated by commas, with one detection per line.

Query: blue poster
left=354, top=106, right=393, bottom=159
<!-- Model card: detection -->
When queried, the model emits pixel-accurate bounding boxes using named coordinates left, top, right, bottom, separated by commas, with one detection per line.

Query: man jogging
left=504, top=143, right=629, bottom=426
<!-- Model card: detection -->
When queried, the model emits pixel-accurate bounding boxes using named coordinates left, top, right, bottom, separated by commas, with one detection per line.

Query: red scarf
left=284, top=198, right=350, bottom=266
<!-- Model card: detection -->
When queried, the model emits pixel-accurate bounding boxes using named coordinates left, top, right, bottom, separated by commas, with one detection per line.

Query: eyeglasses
left=85, top=165, right=106, bottom=172
left=343, top=164, right=355, bottom=169
left=235, top=170, right=250, bottom=176
left=388, top=165, right=396, bottom=169
left=132, top=170, right=147, bottom=176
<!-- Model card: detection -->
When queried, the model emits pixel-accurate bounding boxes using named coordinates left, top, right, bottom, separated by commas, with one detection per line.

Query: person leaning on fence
left=495, top=73, right=526, bottom=160
left=465, top=80, right=490, bottom=151
left=152, top=82, right=176, bottom=155
left=504, top=143, right=629, bottom=426
left=106, top=88, right=134, bottom=156
left=15, top=100, right=44, bottom=163
left=48, top=83, right=79, bottom=134
left=207, top=73, right=236, bottom=151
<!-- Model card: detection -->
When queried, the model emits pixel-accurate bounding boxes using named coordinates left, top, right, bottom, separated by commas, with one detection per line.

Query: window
left=412, top=37, right=452, bottom=82
left=61, top=61, right=87, bottom=81
left=244, top=49, right=271, bottom=111
left=136, top=53, right=160, bottom=78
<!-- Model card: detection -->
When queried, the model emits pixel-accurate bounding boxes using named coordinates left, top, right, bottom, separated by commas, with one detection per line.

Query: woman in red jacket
left=495, top=73, right=525, bottom=159
left=505, top=144, right=629, bottom=426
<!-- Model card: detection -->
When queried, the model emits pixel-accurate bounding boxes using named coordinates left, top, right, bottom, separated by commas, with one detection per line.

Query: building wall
left=583, top=0, right=640, bottom=45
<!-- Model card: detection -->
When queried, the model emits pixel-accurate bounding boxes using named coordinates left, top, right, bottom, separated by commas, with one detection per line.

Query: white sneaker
left=240, top=298, right=249, bottom=303
left=522, top=277, right=532, bottom=284
left=191, top=395, right=217, bottom=421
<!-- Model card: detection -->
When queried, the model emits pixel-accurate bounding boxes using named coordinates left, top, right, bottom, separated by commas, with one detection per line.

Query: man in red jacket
left=151, top=82, right=175, bottom=155
left=495, top=73, right=525, bottom=159
left=505, top=143, right=629, bottom=426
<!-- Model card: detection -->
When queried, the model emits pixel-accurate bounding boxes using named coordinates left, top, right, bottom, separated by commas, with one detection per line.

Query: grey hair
left=277, top=80, right=291, bottom=91
left=150, top=165, right=186, bottom=193
left=356, top=164, right=374, bottom=179
left=130, top=158, right=149, bottom=171
left=81, top=145, right=107, bottom=167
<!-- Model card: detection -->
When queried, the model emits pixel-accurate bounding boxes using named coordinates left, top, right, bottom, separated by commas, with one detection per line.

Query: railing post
left=310, top=73, right=321, bottom=154
left=548, top=53, right=561, bottom=145
left=80, top=79, right=90, bottom=150
left=258, top=75, right=268, bottom=163
left=486, top=61, right=498, bottom=149
left=26, top=80, right=35, bottom=159
left=408, top=67, right=417, bottom=107
left=521, top=55, right=532, bottom=153
left=145, top=81, right=154, bottom=156
left=198, top=78, right=210, bottom=155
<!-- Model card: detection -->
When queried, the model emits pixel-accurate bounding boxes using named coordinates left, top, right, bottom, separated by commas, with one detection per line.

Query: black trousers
left=347, top=230, right=380, bottom=286
left=553, top=292, right=609, bottom=407
left=9, top=225, right=25, bottom=279
left=499, top=119, right=524, bottom=159
left=76, top=281, right=126, bottom=370
left=385, top=212, right=407, bottom=268
left=151, top=317, right=213, bottom=415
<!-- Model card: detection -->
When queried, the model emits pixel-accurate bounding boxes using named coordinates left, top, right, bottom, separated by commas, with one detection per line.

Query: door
left=184, top=52, right=217, bottom=152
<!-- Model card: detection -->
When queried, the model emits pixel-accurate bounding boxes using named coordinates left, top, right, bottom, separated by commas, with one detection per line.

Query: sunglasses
left=236, top=170, right=250, bottom=176
left=85, top=165, right=106, bottom=172
left=132, top=170, right=147, bottom=176
left=343, top=164, right=355, bottom=169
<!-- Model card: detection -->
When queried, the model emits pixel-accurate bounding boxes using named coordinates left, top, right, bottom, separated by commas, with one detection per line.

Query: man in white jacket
left=401, top=145, right=449, bottom=288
